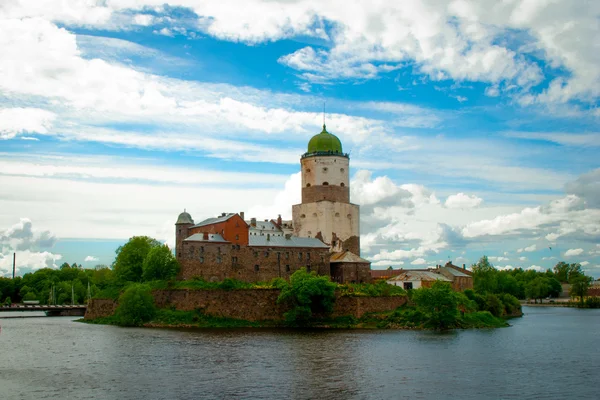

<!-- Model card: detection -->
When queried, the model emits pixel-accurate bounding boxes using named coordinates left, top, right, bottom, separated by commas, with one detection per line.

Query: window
left=285, top=265, right=290, bottom=272
left=404, top=282, right=413, bottom=290
left=335, top=212, right=340, bottom=217
left=178, top=229, right=181, bottom=235
left=306, top=183, right=311, bottom=187
left=254, top=251, right=258, bottom=257
left=298, top=252, right=302, bottom=260
left=323, top=182, right=329, bottom=186
left=323, top=167, right=328, bottom=172
left=189, top=247, right=194, bottom=256
left=307, top=265, right=311, bottom=272
left=254, top=265, right=260, bottom=272
left=286, top=252, right=290, bottom=259
left=264, top=251, right=269, bottom=258
left=306, top=168, right=311, bottom=172
left=236, top=245, right=240, bottom=250
left=232, top=245, right=236, bottom=250
left=216, top=256, right=222, bottom=264
left=340, top=183, right=345, bottom=187
left=200, top=246, right=204, bottom=253
left=300, top=214, right=306, bottom=218
left=340, top=168, right=345, bottom=173
left=218, top=247, right=221, bottom=254
left=232, top=256, right=238, bottom=265
left=199, top=256, right=204, bottom=264
left=235, top=234, right=239, bottom=240
left=306, top=253, right=310, bottom=261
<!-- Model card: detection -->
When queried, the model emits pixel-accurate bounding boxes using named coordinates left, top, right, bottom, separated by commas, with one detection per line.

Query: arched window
left=323, top=167, right=328, bottom=172
left=340, top=182, right=345, bottom=187
left=323, top=182, right=329, bottom=186
left=306, top=183, right=311, bottom=187
left=340, top=168, right=345, bottom=173
left=300, top=214, right=306, bottom=218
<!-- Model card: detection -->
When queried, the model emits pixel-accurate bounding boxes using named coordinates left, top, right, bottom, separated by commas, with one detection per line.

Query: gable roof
left=192, top=213, right=240, bottom=228
left=184, top=233, right=229, bottom=243
left=387, top=270, right=451, bottom=282
left=249, top=235, right=328, bottom=249
left=330, top=251, right=370, bottom=264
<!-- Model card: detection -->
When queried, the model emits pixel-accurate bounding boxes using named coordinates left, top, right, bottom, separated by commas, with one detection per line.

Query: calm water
left=0, top=307, right=598, bottom=400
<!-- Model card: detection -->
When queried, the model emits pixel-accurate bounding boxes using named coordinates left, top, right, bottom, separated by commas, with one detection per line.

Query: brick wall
left=302, top=185, right=349, bottom=203
left=178, top=241, right=330, bottom=282
left=85, top=290, right=407, bottom=321
left=84, top=298, right=118, bottom=320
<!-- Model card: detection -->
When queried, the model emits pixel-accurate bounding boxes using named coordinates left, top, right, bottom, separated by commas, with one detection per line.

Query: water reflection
left=0, top=307, right=598, bottom=400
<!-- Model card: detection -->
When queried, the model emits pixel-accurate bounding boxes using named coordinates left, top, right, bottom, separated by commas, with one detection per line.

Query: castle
left=175, top=125, right=371, bottom=283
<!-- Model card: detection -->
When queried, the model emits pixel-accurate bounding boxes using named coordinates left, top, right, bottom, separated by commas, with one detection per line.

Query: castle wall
left=302, top=185, right=349, bottom=203
left=330, top=262, right=372, bottom=284
left=178, top=240, right=330, bottom=282
left=86, top=290, right=407, bottom=321
left=292, top=201, right=360, bottom=254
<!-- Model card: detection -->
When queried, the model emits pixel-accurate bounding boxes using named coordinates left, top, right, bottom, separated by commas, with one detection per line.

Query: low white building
left=387, top=270, right=452, bottom=290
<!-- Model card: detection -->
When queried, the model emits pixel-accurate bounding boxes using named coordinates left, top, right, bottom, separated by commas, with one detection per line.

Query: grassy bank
left=82, top=305, right=509, bottom=330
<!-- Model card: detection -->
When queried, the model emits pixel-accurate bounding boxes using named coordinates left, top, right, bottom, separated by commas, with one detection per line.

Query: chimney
left=267, top=234, right=270, bottom=241
left=250, top=218, right=256, bottom=227
left=240, top=212, right=245, bottom=221
left=221, top=212, right=226, bottom=217
left=203, top=232, right=209, bottom=240
left=277, top=214, right=282, bottom=226
left=463, top=264, right=466, bottom=269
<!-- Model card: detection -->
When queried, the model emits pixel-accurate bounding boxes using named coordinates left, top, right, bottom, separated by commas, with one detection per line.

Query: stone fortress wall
left=85, top=290, right=407, bottom=322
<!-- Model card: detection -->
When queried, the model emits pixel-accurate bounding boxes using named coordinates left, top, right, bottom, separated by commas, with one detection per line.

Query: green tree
left=569, top=275, right=593, bottom=306
left=553, top=262, right=583, bottom=283
left=113, top=236, right=161, bottom=282
left=411, top=281, right=459, bottom=330
left=3, top=296, right=11, bottom=306
left=525, top=277, right=550, bottom=303
left=23, top=292, right=37, bottom=301
left=142, top=245, right=179, bottom=281
left=277, top=268, right=336, bottom=324
left=485, top=293, right=504, bottom=317
left=472, top=256, right=498, bottom=294
left=115, top=284, right=156, bottom=326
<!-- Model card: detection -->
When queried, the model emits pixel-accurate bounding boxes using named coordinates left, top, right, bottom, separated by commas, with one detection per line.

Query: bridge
left=0, top=304, right=87, bottom=317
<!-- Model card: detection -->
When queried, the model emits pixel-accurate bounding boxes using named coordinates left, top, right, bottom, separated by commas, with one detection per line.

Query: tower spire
left=323, top=100, right=326, bottom=130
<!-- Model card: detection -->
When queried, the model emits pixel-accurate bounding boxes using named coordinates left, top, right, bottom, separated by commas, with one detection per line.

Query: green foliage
left=3, top=296, right=11, bottom=306
left=115, top=284, right=156, bottom=326
left=569, top=275, right=593, bottom=306
left=500, top=293, right=521, bottom=315
left=525, top=277, right=551, bottom=303
left=553, top=262, right=583, bottom=283
left=23, top=291, right=37, bottom=301
left=584, top=297, right=600, bottom=309
left=142, top=245, right=179, bottom=281
left=485, top=293, right=504, bottom=317
left=113, top=236, right=161, bottom=282
left=458, top=311, right=509, bottom=328
left=411, top=281, right=459, bottom=330
left=338, top=280, right=406, bottom=297
left=277, top=268, right=337, bottom=324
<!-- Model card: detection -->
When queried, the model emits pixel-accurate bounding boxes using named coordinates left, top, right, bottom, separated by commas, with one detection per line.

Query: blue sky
left=1, top=0, right=599, bottom=277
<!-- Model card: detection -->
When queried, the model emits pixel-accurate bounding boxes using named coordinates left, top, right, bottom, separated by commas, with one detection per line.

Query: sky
left=1, top=0, right=599, bottom=278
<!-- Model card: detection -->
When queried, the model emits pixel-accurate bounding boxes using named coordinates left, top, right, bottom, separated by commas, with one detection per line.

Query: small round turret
left=176, top=210, right=194, bottom=225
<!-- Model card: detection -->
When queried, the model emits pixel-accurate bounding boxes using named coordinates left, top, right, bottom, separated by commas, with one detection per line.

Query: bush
left=411, top=281, right=459, bottom=330
left=338, top=281, right=406, bottom=297
left=584, top=296, right=600, bottom=309
left=116, top=284, right=156, bottom=326
left=485, top=293, right=504, bottom=317
left=500, top=293, right=521, bottom=315
left=3, top=296, right=11, bottom=306
left=277, top=268, right=336, bottom=325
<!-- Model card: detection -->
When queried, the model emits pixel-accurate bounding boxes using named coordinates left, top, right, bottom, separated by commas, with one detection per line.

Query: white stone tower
left=292, top=124, right=360, bottom=255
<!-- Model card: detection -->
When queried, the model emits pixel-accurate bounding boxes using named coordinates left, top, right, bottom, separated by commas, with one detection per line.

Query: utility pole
left=71, top=284, right=75, bottom=306
left=12, top=253, right=15, bottom=279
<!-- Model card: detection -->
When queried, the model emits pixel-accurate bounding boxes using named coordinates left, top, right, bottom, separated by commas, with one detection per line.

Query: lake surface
left=1, top=306, right=598, bottom=400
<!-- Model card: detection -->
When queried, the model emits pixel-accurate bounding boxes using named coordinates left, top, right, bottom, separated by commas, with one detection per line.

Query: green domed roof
left=307, top=125, right=343, bottom=154
left=176, top=210, right=194, bottom=225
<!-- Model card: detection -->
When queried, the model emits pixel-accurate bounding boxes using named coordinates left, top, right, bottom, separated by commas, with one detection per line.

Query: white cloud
left=445, top=193, right=483, bottom=209
left=411, top=258, right=427, bottom=265
left=0, top=218, right=57, bottom=252
left=581, top=261, right=590, bottom=266
left=519, top=256, right=527, bottom=261
left=564, top=248, right=584, bottom=257
left=506, top=132, right=600, bottom=147
left=517, top=244, right=537, bottom=253
left=0, top=250, right=62, bottom=276
left=489, top=256, right=509, bottom=262
left=84, top=256, right=99, bottom=262
left=527, top=265, right=545, bottom=272
left=0, top=108, right=56, bottom=140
